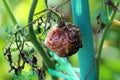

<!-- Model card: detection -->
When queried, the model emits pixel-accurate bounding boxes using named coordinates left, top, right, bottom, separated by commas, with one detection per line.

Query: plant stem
left=96, top=2, right=119, bottom=80
left=28, top=0, right=55, bottom=69
left=28, top=0, right=58, bottom=80
left=2, top=0, right=17, bottom=25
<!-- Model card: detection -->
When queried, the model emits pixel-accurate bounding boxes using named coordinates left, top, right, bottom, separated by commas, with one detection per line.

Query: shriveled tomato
left=44, top=22, right=82, bottom=57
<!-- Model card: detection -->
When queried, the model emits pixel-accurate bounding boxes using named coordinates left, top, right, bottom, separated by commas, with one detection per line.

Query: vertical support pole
left=71, top=0, right=96, bottom=80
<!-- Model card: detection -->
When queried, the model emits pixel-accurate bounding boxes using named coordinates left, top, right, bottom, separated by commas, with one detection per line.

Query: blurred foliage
left=0, top=0, right=120, bottom=80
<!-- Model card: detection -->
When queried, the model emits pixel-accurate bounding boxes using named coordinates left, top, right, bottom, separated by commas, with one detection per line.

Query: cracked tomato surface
left=44, top=22, right=82, bottom=57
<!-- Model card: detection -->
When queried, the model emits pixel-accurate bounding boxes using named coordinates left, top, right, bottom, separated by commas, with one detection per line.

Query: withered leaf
left=96, top=13, right=106, bottom=33
left=96, top=13, right=101, bottom=24
left=97, top=22, right=106, bottom=33
left=105, top=0, right=120, bottom=11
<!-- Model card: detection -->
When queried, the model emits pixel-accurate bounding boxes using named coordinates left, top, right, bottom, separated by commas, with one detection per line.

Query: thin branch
left=34, top=9, right=48, bottom=16
left=2, top=0, right=17, bottom=25
left=34, top=0, right=70, bottom=15
left=96, top=2, right=119, bottom=80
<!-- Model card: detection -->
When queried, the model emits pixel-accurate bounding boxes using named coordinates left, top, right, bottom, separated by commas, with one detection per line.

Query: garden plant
left=1, top=0, right=120, bottom=80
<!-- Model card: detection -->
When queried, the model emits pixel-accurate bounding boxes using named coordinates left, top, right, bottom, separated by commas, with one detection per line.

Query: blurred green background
left=0, top=0, right=120, bottom=80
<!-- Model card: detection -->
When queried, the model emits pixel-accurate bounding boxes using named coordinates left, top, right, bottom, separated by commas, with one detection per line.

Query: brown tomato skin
left=44, top=22, right=82, bottom=57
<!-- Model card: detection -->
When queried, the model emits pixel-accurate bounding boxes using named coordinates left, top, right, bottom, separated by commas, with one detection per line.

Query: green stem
left=28, top=0, right=55, bottom=69
left=2, top=0, right=17, bottom=25
left=28, top=1, right=58, bottom=80
left=96, top=2, right=119, bottom=80
left=28, top=0, right=57, bottom=69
